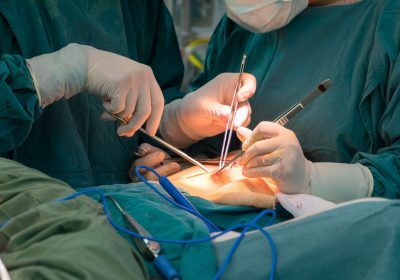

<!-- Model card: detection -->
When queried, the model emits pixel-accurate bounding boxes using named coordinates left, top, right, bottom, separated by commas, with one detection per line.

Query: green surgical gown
left=193, top=0, right=400, bottom=199
left=0, top=158, right=149, bottom=279
left=0, top=0, right=184, bottom=188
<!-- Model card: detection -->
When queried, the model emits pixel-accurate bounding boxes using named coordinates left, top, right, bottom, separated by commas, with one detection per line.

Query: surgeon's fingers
left=153, top=162, right=181, bottom=177
left=100, top=111, right=116, bottom=121
left=145, top=79, right=164, bottom=136
left=116, top=88, right=139, bottom=120
left=131, top=161, right=180, bottom=181
left=237, top=127, right=252, bottom=143
left=242, top=121, right=281, bottom=150
left=134, top=150, right=166, bottom=168
left=211, top=104, right=231, bottom=124
left=242, top=163, right=282, bottom=182
left=136, top=143, right=166, bottom=157
left=102, top=91, right=127, bottom=115
left=237, top=73, right=256, bottom=102
left=117, top=89, right=151, bottom=137
left=233, top=102, right=251, bottom=128
left=240, top=137, right=281, bottom=167
left=244, top=149, right=284, bottom=169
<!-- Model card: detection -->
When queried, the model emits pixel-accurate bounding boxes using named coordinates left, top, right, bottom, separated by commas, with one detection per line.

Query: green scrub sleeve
left=353, top=56, right=400, bottom=199
left=0, top=54, right=41, bottom=155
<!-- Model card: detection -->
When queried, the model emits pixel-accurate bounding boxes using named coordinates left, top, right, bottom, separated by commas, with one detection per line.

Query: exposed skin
left=168, top=164, right=278, bottom=208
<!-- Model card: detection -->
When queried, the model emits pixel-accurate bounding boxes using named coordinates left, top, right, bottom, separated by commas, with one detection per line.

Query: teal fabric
left=0, top=54, right=41, bottom=154
left=85, top=183, right=291, bottom=280
left=192, top=0, right=400, bottom=198
left=214, top=199, right=400, bottom=280
left=86, top=184, right=218, bottom=280
left=0, top=0, right=184, bottom=188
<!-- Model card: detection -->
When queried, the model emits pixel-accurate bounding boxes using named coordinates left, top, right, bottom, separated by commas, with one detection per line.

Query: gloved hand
left=237, top=122, right=374, bottom=203
left=129, top=143, right=181, bottom=182
left=26, top=43, right=164, bottom=136
left=237, top=121, right=309, bottom=194
left=159, top=73, right=256, bottom=148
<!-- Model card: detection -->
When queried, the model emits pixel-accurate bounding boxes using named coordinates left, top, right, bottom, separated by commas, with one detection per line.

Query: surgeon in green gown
left=0, top=0, right=255, bottom=188
left=129, top=0, right=400, bottom=278
left=140, top=0, right=400, bottom=202
left=0, top=0, right=184, bottom=187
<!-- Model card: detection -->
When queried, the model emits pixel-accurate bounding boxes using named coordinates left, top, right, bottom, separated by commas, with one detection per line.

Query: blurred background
left=164, top=0, right=226, bottom=90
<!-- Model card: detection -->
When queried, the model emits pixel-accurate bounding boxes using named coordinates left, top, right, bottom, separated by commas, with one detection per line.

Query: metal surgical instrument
left=108, top=197, right=181, bottom=280
left=109, top=113, right=210, bottom=173
left=216, top=78, right=332, bottom=174
left=219, top=54, right=247, bottom=170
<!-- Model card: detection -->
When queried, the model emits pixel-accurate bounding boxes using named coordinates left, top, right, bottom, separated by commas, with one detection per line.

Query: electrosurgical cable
left=58, top=188, right=277, bottom=280
left=108, top=197, right=181, bottom=280
left=133, top=165, right=219, bottom=232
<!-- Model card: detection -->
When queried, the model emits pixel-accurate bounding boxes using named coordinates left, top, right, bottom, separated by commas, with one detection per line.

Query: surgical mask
left=225, top=0, right=309, bottom=33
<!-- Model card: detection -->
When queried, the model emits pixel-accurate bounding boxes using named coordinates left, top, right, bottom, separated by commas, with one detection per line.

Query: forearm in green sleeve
left=353, top=149, right=400, bottom=199
left=0, top=54, right=42, bottom=154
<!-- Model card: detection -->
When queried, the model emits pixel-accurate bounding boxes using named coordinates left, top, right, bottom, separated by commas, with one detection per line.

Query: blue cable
left=133, top=165, right=220, bottom=232
left=58, top=169, right=278, bottom=280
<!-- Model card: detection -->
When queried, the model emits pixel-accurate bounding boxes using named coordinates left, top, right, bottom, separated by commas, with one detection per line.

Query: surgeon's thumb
left=237, top=73, right=256, bottom=102
left=237, top=127, right=252, bottom=143
left=212, top=104, right=231, bottom=124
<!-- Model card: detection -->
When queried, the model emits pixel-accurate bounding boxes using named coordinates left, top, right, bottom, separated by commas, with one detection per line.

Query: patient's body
left=168, top=165, right=278, bottom=208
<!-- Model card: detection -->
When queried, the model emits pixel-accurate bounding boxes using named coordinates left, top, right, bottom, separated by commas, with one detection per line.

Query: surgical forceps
left=216, top=78, right=332, bottom=174
left=218, top=54, right=247, bottom=170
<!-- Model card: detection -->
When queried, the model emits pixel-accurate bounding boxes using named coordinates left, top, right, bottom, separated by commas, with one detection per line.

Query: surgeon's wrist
left=26, top=61, right=42, bottom=106
left=306, top=161, right=373, bottom=203
left=26, top=43, right=88, bottom=108
left=57, top=43, right=89, bottom=98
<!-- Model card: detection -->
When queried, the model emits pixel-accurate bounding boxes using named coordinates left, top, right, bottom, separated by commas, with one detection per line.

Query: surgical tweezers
left=219, top=54, right=247, bottom=169
left=216, top=78, right=332, bottom=174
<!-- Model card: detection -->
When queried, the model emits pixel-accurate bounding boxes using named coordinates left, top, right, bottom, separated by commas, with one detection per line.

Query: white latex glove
left=159, top=73, right=256, bottom=148
left=26, top=43, right=164, bottom=136
left=237, top=122, right=374, bottom=203
left=237, top=122, right=309, bottom=194
left=129, top=143, right=181, bottom=181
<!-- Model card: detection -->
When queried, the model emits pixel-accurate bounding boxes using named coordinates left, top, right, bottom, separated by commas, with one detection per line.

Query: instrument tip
left=319, top=79, right=332, bottom=92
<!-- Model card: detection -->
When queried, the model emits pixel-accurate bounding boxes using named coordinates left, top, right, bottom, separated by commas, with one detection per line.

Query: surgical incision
left=168, top=165, right=278, bottom=209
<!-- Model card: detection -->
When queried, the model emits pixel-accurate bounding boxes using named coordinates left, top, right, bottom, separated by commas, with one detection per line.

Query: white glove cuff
left=26, top=43, right=88, bottom=108
left=159, top=99, right=204, bottom=148
left=307, top=162, right=373, bottom=203
left=26, top=61, right=42, bottom=106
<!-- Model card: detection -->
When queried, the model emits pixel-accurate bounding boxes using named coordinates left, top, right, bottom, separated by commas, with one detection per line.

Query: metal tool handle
left=108, top=111, right=210, bottom=173
left=138, top=128, right=210, bottom=173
